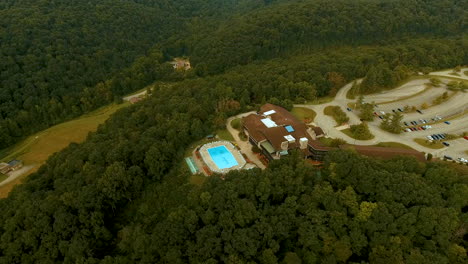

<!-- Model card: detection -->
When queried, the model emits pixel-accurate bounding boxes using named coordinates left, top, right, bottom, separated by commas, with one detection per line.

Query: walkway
left=226, top=112, right=266, bottom=169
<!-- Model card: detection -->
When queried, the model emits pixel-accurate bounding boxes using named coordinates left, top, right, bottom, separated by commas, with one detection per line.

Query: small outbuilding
left=7, top=160, right=23, bottom=171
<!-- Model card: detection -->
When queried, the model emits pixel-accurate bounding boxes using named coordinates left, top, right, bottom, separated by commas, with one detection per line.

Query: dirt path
left=226, top=112, right=266, bottom=169
left=0, top=165, right=36, bottom=187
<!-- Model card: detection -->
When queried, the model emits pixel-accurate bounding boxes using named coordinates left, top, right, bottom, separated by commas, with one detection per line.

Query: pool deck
left=198, top=141, right=246, bottom=174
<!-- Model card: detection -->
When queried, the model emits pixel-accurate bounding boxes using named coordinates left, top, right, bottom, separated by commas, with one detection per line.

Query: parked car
left=392, top=109, right=396, bottom=113
left=464, top=136, right=468, bottom=140
left=379, top=116, right=384, bottom=119
left=347, top=107, right=352, bottom=111
left=427, top=135, right=433, bottom=140
left=444, top=121, right=451, bottom=124
left=442, top=142, right=450, bottom=146
left=398, top=108, right=403, bottom=112
left=380, top=111, right=385, bottom=115
left=403, top=122, right=408, bottom=126
left=405, top=128, right=411, bottom=132
left=444, top=155, right=453, bottom=160
left=416, top=109, right=423, bottom=114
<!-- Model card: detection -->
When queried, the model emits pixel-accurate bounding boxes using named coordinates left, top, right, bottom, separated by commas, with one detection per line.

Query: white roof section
left=263, top=110, right=276, bottom=116
left=284, top=135, right=295, bottom=142
left=300, top=137, right=308, bottom=142
left=261, top=118, right=278, bottom=128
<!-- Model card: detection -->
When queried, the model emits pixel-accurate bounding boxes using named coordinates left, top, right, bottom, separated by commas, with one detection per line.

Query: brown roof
left=339, top=145, right=426, bottom=162
left=310, top=126, right=324, bottom=136
left=243, top=104, right=329, bottom=152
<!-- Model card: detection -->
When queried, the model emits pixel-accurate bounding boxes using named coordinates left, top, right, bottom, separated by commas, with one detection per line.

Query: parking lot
left=365, top=73, right=467, bottom=162
left=298, top=67, right=467, bottom=163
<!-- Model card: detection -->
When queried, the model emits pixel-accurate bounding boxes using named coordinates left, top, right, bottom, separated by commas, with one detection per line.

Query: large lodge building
left=242, top=104, right=425, bottom=162
left=243, top=104, right=331, bottom=161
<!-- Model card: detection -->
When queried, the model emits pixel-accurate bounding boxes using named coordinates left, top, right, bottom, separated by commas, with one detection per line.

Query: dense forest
left=0, top=0, right=285, bottom=148
left=0, top=87, right=466, bottom=263
left=1, top=0, right=467, bottom=149
left=0, top=0, right=467, bottom=262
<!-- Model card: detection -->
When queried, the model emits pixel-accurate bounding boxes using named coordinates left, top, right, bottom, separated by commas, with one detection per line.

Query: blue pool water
left=207, top=146, right=238, bottom=170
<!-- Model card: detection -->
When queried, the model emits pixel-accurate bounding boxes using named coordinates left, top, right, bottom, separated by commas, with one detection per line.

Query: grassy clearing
left=0, top=103, right=129, bottom=164
left=291, top=107, right=317, bottom=123
left=216, top=129, right=235, bottom=141
left=341, top=128, right=374, bottom=140
left=373, top=142, right=414, bottom=149
left=413, top=138, right=444, bottom=149
left=230, top=118, right=242, bottom=131
left=0, top=103, right=128, bottom=196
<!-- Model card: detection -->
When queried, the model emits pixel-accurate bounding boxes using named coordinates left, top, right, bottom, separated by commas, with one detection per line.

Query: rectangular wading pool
left=207, top=145, right=239, bottom=170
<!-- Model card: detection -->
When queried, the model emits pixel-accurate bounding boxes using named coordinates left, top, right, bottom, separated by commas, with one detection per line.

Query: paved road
left=226, top=69, right=467, bottom=161
left=430, top=68, right=468, bottom=81
left=123, top=90, right=147, bottom=102
left=0, top=165, right=36, bottom=187
left=226, top=112, right=266, bottom=169
left=295, top=75, right=465, bottom=156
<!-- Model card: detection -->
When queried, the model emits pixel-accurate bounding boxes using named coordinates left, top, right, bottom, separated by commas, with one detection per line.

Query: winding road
left=293, top=70, right=467, bottom=159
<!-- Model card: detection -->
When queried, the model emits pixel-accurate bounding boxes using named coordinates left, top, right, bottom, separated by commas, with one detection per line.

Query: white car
left=426, top=135, right=433, bottom=140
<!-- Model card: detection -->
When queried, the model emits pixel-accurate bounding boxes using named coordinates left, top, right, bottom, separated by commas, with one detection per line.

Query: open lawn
left=413, top=138, right=444, bottom=149
left=291, top=107, right=316, bottom=123
left=216, top=129, right=235, bottom=141
left=373, top=142, right=414, bottom=150
left=0, top=102, right=129, bottom=197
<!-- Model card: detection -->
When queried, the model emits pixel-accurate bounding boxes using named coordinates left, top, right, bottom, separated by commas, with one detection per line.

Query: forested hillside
left=0, top=0, right=467, bottom=263
left=0, top=90, right=466, bottom=262
left=0, top=0, right=282, bottom=149
left=185, top=0, right=467, bottom=74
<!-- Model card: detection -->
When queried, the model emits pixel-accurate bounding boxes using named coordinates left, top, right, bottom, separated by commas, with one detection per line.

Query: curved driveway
left=295, top=72, right=468, bottom=158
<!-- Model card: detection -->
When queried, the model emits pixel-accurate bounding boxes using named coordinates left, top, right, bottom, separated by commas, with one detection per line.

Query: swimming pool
left=207, top=145, right=239, bottom=170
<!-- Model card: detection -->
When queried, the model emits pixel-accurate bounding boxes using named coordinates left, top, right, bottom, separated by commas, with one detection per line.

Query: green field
left=373, top=142, right=414, bottom=149
left=413, top=138, right=444, bottom=149
left=291, top=107, right=317, bottom=123
left=0, top=103, right=129, bottom=191
left=216, top=129, right=235, bottom=141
